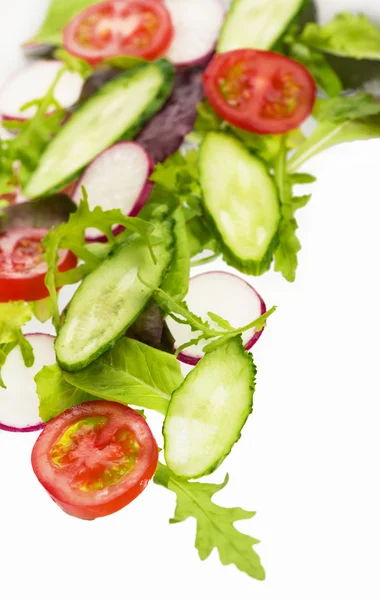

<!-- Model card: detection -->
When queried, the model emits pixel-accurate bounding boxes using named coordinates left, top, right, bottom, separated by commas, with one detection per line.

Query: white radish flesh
left=0, top=60, right=83, bottom=121
left=72, top=142, right=154, bottom=241
left=166, top=271, right=266, bottom=365
left=0, top=334, right=56, bottom=432
left=164, top=0, right=225, bottom=67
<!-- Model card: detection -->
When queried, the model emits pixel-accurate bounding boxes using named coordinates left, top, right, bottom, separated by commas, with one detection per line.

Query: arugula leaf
left=273, top=142, right=312, bottom=282
left=0, top=302, right=34, bottom=388
left=53, top=48, right=93, bottom=79
left=62, top=338, right=183, bottom=415
left=288, top=114, right=380, bottom=172
left=35, top=364, right=95, bottom=422
left=43, top=190, right=154, bottom=330
left=314, top=93, right=380, bottom=122
left=301, top=12, right=380, bottom=60
left=30, top=0, right=98, bottom=45
left=154, top=463, right=265, bottom=581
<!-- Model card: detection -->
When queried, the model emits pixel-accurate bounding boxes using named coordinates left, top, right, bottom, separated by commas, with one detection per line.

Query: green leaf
left=207, top=312, right=234, bottom=331
left=154, top=463, right=265, bottom=581
left=29, top=297, right=55, bottom=323
left=29, top=0, right=98, bottom=45
left=0, top=302, right=34, bottom=387
left=54, top=48, right=93, bottom=79
left=104, top=56, right=148, bottom=71
left=63, top=338, right=183, bottom=415
left=35, top=364, right=94, bottom=422
left=288, top=115, right=380, bottom=172
left=287, top=40, right=343, bottom=97
left=43, top=191, right=154, bottom=330
left=314, top=94, right=380, bottom=122
left=301, top=12, right=380, bottom=60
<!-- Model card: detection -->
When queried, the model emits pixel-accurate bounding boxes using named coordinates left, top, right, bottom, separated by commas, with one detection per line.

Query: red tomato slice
left=203, top=49, right=317, bottom=135
left=0, top=228, right=77, bottom=302
left=63, top=0, right=173, bottom=63
left=31, top=401, right=159, bottom=520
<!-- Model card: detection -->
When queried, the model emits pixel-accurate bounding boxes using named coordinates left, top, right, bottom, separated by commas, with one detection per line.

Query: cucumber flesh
left=164, top=337, right=255, bottom=479
left=199, top=132, right=280, bottom=275
left=55, top=221, right=173, bottom=372
left=24, top=60, right=174, bottom=199
left=217, top=0, right=305, bottom=53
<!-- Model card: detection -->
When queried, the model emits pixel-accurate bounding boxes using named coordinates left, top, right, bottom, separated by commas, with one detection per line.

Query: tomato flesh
left=0, top=228, right=77, bottom=302
left=31, top=401, right=159, bottom=520
left=64, top=0, right=173, bottom=63
left=203, top=49, right=317, bottom=134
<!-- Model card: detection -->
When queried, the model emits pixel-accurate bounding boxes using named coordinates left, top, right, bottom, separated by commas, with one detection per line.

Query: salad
left=1, top=0, right=380, bottom=582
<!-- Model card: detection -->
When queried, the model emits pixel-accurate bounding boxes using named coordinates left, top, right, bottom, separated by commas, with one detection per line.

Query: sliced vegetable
left=217, top=0, right=305, bottom=53
left=136, top=69, right=204, bottom=163
left=0, top=334, right=55, bottom=432
left=154, top=462, right=265, bottom=581
left=167, top=271, right=266, bottom=365
left=55, top=220, right=174, bottom=371
left=0, top=60, right=83, bottom=122
left=199, top=132, right=280, bottom=275
left=203, top=49, right=316, bottom=135
left=0, top=195, right=76, bottom=233
left=164, top=336, right=255, bottom=478
left=31, top=400, right=159, bottom=520
left=72, top=142, right=154, bottom=240
left=0, top=228, right=77, bottom=302
left=164, top=0, right=224, bottom=67
left=24, top=60, right=175, bottom=199
left=63, top=0, right=174, bottom=63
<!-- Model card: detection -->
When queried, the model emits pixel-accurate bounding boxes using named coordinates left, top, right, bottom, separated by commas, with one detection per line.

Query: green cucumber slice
left=217, top=0, right=305, bottom=53
left=55, top=221, right=174, bottom=372
left=199, top=132, right=280, bottom=275
left=164, top=337, right=256, bottom=479
left=24, top=60, right=174, bottom=199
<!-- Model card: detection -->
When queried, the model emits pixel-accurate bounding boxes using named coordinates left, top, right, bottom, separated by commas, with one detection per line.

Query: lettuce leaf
left=29, top=0, right=98, bottom=45
left=301, top=12, right=380, bottom=60
left=0, top=302, right=34, bottom=388
left=154, top=463, right=265, bottom=581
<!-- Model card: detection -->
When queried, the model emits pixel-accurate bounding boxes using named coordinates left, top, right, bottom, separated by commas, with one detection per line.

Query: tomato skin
left=0, top=228, right=77, bottom=302
left=31, top=401, right=159, bottom=520
left=203, top=49, right=317, bottom=135
left=63, top=0, right=173, bottom=64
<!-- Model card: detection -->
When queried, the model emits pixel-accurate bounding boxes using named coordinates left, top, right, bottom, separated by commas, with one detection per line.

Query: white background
left=1, top=1, right=380, bottom=599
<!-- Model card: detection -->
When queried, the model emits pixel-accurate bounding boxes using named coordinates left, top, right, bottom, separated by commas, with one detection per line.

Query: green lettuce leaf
left=154, top=463, right=265, bottom=581
left=62, top=338, right=183, bottom=415
left=0, top=302, right=34, bottom=388
left=29, top=0, right=98, bottom=45
left=35, top=363, right=94, bottom=422
left=301, top=12, right=380, bottom=60
left=314, top=93, right=380, bottom=122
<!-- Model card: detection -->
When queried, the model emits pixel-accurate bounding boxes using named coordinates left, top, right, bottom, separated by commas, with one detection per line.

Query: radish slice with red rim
left=0, top=334, right=56, bottom=433
left=166, top=271, right=266, bottom=365
left=0, top=60, right=83, bottom=122
left=164, top=0, right=225, bottom=67
left=72, top=142, right=154, bottom=241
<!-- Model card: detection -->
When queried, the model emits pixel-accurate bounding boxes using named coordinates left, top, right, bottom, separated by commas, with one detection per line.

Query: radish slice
left=164, top=0, right=225, bottom=67
left=0, top=60, right=83, bottom=121
left=72, top=142, right=154, bottom=241
left=0, top=334, right=56, bottom=433
left=166, top=271, right=266, bottom=365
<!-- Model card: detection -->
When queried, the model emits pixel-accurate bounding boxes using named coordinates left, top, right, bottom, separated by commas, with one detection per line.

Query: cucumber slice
left=217, top=0, right=305, bottom=53
left=199, top=132, right=280, bottom=275
left=24, top=60, right=174, bottom=199
left=164, top=337, right=256, bottom=479
left=55, top=221, right=174, bottom=372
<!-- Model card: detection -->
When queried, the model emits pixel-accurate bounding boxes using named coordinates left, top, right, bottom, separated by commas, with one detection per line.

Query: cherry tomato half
left=0, top=228, right=77, bottom=302
left=63, top=0, right=173, bottom=63
left=31, top=401, right=159, bottom=520
left=203, top=49, right=317, bottom=135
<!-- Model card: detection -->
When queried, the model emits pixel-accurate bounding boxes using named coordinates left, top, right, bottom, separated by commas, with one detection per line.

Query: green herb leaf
left=29, top=0, right=98, bottom=45
left=54, top=48, right=93, bottom=79
left=314, top=93, right=380, bottom=122
left=0, top=302, right=34, bottom=387
left=63, top=338, right=183, bottom=415
left=0, top=342, right=17, bottom=389
left=154, top=463, right=265, bottom=581
left=301, top=12, right=380, bottom=60
left=35, top=364, right=94, bottom=422
left=43, top=190, right=153, bottom=330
